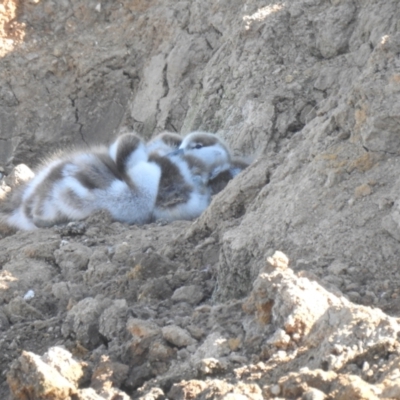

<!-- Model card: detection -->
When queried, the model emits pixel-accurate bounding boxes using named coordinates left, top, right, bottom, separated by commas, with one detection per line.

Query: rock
left=138, top=278, right=174, bottom=301
left=161, top=325, right=196, bottom=348
left=136, top=387, right=165, bottom=400
left=0, top=308, right=10, bottom=331
left=192, top=332, right=231, bottom=363
left=125, top=364, right=155, bottom=391
left=171, top=285, right=204, bottom=305
left=333, top=375, right=380, bottom=400
left=61, top=297, right=113, bottom=349
left=126, top=318, right=161, bottom=340
left=4, top=297, right=45, bottom=324
left=267, top=251, right=290, bottom=270
left=7, top=347, right=85, bottom=400
left=1, top=259, right=55, bottom=303
left=98, top=299, right=128, bottom=341
left=51, top=281, right=87, bottom=309
left=54, top=243, right=92, bottom=282
left=124, top=317, right=163, bottom=366
left=167, top=380, right=209, bottom=400
left=4, top=164, right=34, bottom=187
left=302, top=388, right=327, bottom=400
left=197, top=357, right=228, bottom=375
left=55, top=221, right=87, bottom=236
left=76, top=387, right=131, bottom=400
left=128, top=252, right=179, bottom=279
left=246, top=255, right=400, bottom=371
left=269, top=384, right=281, bottom=396
left=169, top=379, right=262, bottom=400
left=267, top=328, right=291, bottom=349
left=327, top=261, right=348, bottom=275
left=85, top=256, right=118, bottom=286
left=75, top=388, right=103, bottom=400
left=148, top=340, right=176, bottom=362
left=41, top=346, right=87, bottom=386
left=91, top=355, right=129, bottom=391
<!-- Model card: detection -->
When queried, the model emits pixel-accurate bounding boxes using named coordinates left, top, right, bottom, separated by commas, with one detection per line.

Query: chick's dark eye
left=194, top=143, right=203, bottom=149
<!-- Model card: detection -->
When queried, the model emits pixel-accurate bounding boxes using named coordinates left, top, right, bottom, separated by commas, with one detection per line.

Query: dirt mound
left=2, top=0, right=400, bottom=398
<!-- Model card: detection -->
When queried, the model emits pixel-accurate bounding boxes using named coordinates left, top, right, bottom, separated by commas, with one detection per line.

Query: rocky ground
left=2, top=0, right=400, bottom=399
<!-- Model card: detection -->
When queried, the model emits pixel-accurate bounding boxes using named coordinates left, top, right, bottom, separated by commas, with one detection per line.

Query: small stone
left=222, top=394, right=249, bottom=400
left=197, top=357, right=227, bottom=375
left=229, top=353, right=248, bottom=364
left=332, top=344, right=343, bottom=355
left=302, top=388, right=326, bottom=400
left=55, top=221, right=86, bottom=236
left=91, top=356, right=129, bottom=390
left=346, top=291, right=361, bottom=302
left=327, top=261, right=347, bottom=275
left=4, top=164, right=34, bottom=187
left=227, top=337, right=241, bottom=351
left=268, top=329, right=291, bottom=349
left=186, top=324, right=204, bottom=340
left=362, top=361, right=370, bottom=372
left=61, top=297, right=112, bottom=349
left=99, top=299, right=128, bottom=341
left=177, top=348, right=190, bottom=360
left=345, top=282, right=360, bottom=291
left=162, top=325, right=196, bottom=348
left=270, top=384, right=281, bottom=395
left=148, top=340, right=175, bottom=362
left=23, top=290, right=35, bottom=301
left=126, top=318, right=161, bottom=339
left=171, top=285, right=204, bottom=305
left=354, top=183, right=372, bottom=198
left=168, top=380, right=207, bottom=400
left=267, top=251, right=289, bottom=269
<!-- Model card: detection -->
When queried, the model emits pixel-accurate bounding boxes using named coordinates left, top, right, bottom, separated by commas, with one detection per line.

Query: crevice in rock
left=69, top=96, right=89, bottom=147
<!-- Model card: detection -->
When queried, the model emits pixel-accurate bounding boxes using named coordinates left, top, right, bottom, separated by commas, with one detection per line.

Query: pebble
left=161, top=325, right=196, bottom=348
left=270, top=384, right=281, bottom=395
left=302, top=388, right=326, bottom=400
left=362, top=361, right=370, bottom=372
left=198, top=357, right=227, bottom=375
left=172, top=285, right=204, bottom=305
left=23, top=290, right=35, bottom=301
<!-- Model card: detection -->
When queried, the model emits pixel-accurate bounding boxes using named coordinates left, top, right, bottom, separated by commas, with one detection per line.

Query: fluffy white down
left=96, top=161, right=161, bottom=224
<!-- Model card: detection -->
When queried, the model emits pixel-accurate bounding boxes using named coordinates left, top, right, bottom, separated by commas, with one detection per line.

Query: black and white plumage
left=179, top=131, right=250, bottom=195
left=2, top=133, right=161, bottom=230
left=1, top=130, right=250, bottom=230
left=208, top=156, right=250, bottom=195
left=146, top=132, right=183, bottom=156
left=179, top=131, right=232, bottom=180
left=150, top=131, right=233, bottom=222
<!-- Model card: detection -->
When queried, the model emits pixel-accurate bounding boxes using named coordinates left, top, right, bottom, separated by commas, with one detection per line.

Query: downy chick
left=146, top=131, right=183, bottom=156
left=150, top=131, right=231, bottom=222
left=3, top=133, right=161, bottom=230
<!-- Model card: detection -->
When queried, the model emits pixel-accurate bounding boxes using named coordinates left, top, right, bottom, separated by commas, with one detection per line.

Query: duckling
left=149, top=152, right=210, bottom=222
left=3, top=133, right=161, bottom=230
left=180, top=131, right=251, bottom=195
left=146, top=131, right=182, bottom=156
left=2, top=156, right=69, bottom=230
left=150, top=131, right=232, bottom=222
left=108, top=132, right=148, bottom=175
left=178, top=131, right=232, bottom=180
